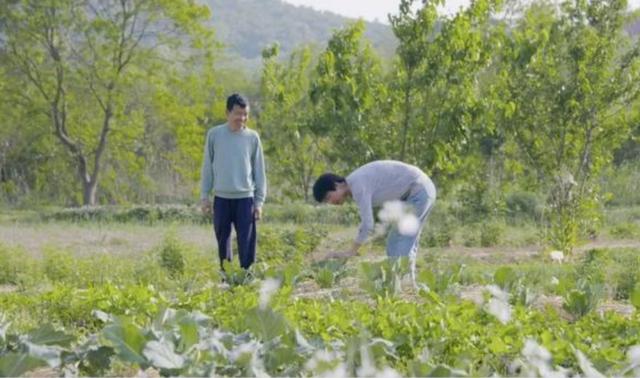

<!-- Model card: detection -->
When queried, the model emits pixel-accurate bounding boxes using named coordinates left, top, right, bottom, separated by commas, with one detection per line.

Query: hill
left=202, top=0, right=398, bottom=70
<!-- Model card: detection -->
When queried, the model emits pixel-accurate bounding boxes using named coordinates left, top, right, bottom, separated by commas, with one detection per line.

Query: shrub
left=505, top=191, right=541, bottom=220
left=157, top=234, right=185, bottom=278
left=480, top=222, right=505, bottom=247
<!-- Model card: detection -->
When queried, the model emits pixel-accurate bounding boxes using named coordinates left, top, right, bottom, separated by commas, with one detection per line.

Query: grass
left=1, top=205, right=640, bottom=376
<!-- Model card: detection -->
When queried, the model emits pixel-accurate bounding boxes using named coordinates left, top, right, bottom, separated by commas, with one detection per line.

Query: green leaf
left=630, top=284, right=640, bottom=309
left=494, top=267, right=517, bottom=289
left=178, top=320, right=199, bottom=351
left=27, top=324, right=75, bottom=347
left=102, top=321, right=147, bottom=365
left=82, top=346, right=115, bottom=376
left=0, top=353, right=47, bottom=377
left=429, top=364, right=468, bottom=377
left=243, top=308, right=289, bottom=341
left=143, top=340, right=185, bottom=370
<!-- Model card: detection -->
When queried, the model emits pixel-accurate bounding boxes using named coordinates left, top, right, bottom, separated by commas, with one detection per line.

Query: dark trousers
left=213, top=196, right=256, bottom=269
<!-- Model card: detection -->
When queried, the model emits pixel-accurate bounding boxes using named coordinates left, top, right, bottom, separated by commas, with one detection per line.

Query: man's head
left=313, top=173, right=349, bottom=205
left=226, top=93, right=249, bottom=130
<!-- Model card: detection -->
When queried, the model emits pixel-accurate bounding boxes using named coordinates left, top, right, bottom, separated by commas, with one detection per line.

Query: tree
left=309, top=21, right=391, bottom=168
left=258, top=45, right=326, bottom=201
left=389, top=0, right=502, bottom=183
left=0, top=0, right=213, bottom=205
left=389, top=0, right=439, bottom=162
left=496, top=0, right=640, bottom=251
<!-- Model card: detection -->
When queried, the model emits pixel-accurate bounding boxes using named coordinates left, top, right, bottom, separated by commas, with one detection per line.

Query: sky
left=283, top=0, right=640, bottom=24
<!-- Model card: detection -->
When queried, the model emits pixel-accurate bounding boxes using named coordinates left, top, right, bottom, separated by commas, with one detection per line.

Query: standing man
left=312, top=160, right=436, bottom=284
left=200, top=94, right=266, bottom=271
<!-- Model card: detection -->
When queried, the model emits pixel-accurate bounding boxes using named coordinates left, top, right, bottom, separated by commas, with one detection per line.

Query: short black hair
left=313, top=173, right=345, bottom=202
left=226, top=93, right=248, bottom=111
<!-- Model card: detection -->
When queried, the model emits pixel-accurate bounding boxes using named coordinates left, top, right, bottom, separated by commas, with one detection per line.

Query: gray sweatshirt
left=200, top=124, right=266, bottom=207
left=346, top=160, right=436, bottom=244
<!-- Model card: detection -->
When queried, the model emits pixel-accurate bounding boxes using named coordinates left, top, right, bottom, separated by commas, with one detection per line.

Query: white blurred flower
left=305, top=349, right=347, bottom=378
left=377, top=367, right=403, bottom=378
left=486, top=284, right=510, bottom=302
left=522, top=339, right=551, bottom=363
left=550, top=250, right=564, bottom=263
left=378, top=201, right=405, bottom=223
left=519, top=339, right=568, bottom=378
left=398, top=214, right=419, bottom=235
left=356, top=344, right=377, bottom=377
left=551, top=276, right=560, bottom=285
left=229, top=340, right=259, bottom=361
left=486, top=298, right=512, bottom=324
left=626, top=345, right=640, bottom=376
left=484, top=285, right=512, bottom=323
left=305, top=350, right=336, bottom=371
left=574, top=349, right=605, bottom=378
left=259, top=278, right=280, bottom=309
left=318, top=363, right=347, bottom=378
left=628, top=345, right=640, bottom=365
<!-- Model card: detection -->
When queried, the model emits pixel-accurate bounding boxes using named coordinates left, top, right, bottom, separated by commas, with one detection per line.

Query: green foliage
left=42, top=248, right=76, bottom=283
left=418, top=262, right=465, bottom=295
left=609, top=222, right=640, bottom=239
left=480, top=221, right=505, bottom=247
left=259, top=45, right=327, bottom=201
left=0, top=0, right=215, bottom=205
left=44, top=205, right=207, bottom=224
left=311, top=259, right=348, bottom=288
left=505, top=191, right=542, bottom=221
left=157, top=234, right=186, bottom=279
left=0, top=219, right=639, bottom=376
left=310, top=21, right=391, bottom=166
left=563, top=280, right=605, bottom=319
left=494, top=0, right=640, bottom=251
left=578, top=248, right=640, bottom=300
left=360, top=259, right=406, bottom=297
left=0, top=245, right=38, bottom=288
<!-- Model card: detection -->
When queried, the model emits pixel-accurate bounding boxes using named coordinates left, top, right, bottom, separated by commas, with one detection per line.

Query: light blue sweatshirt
left=200, top=124, right=267, bottom=207
left=347, top=160, right=436, bottom=244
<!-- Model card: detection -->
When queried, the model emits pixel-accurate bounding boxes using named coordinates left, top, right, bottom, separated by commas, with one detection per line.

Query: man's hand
left=254, top=206, right=262, bottom=221
left=201, top=199, right=212, bottom=216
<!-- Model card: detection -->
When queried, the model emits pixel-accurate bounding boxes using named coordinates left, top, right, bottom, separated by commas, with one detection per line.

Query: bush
left=157, top=234, right=186, bottom=278
left=43, top=248, right=77, bottom=283
left=609, top=222, right=640, bottom=239
left=480, top=222, right=505, bottom=247
left=44, top=205, right=206, bottom=224
left=505, top=191, right=542, bottom=221
left=0, top=244, right=38, bottom=287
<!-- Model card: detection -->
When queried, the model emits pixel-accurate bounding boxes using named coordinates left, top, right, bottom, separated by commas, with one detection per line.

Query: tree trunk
left=399, top=70, right=413, bottom=161
left=82, top=179, right=98, bottom=206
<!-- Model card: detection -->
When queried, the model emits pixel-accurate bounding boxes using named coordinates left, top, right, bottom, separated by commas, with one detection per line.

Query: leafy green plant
left=609, top=222, right=640, bottom=239
left=312, top=259, right=347, bottom=289
left=360, top=260, right=405, bottom=298
left=157, top=234, right=185, bottom=278
left=42, top=248, right=76, bottom=283
left=480, top=221, right=505, bottom=247
left=563, top=280, right=605, bottom=319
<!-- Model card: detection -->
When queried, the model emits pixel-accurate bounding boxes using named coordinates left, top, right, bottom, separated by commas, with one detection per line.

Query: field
left=1, top=204, right=640, bottom=377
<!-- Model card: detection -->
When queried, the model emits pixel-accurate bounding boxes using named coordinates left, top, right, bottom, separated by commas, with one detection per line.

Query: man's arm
left=252, top=136, right=267, bottom=220
left=200, top=130, right=214, bottom=215
left=327, top=191, right=372, bottom=260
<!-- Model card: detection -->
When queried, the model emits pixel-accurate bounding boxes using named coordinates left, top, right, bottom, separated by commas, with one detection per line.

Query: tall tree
left=496, top=0, right=640, bottom=251
left=389, top=0, right=502, bottom=182
left=259, top=45, right=326, bottom=201
left=389, top=0, right=439, bottom=162
left=0, top=0, right=213, bottom=205
left=309, top=21, right=391, bottom=168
